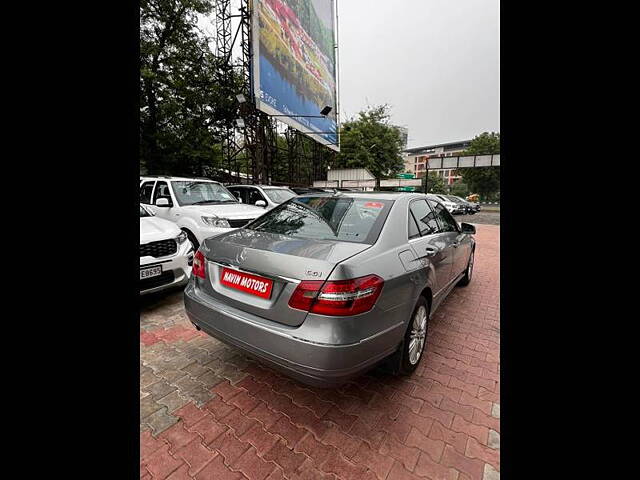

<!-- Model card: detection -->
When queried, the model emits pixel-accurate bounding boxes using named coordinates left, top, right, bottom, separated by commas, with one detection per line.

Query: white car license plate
left=140, top=265, right=162, bottom=280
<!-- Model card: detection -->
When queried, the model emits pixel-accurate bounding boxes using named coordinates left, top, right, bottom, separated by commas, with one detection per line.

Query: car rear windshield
left=247, top=197, right=393, bottom=244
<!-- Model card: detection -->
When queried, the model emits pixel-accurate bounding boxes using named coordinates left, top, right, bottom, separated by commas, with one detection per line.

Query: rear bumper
left=183, top=282, right=402, bottom=387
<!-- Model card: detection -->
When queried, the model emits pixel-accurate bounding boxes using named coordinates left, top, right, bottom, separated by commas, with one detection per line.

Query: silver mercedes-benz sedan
left=184, top=192, right=476, bottom=387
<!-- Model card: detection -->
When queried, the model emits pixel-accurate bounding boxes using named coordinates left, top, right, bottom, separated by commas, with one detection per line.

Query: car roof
left=140, top=176, right=221, bottom=183
left=297, top=191, right=426, bottom=201
left=228, top=184, right=292, bottom=190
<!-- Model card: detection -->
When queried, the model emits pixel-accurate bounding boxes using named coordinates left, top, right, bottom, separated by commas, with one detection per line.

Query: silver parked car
left=184, top=192, right=476, bottom=387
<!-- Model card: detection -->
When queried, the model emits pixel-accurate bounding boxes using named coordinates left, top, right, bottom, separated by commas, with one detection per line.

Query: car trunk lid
left=198, top=229, right=370, bottom=326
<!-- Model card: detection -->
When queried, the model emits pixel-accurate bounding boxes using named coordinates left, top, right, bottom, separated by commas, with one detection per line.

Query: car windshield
left=263, top=188, right=296, bottom=204
left=140, top=205, right=152, bottom=217
left=247, top=197, right=393, bottom=244
left=447, top=196, right=463, bottom=203
left=171, top=181, right=237, bottom=206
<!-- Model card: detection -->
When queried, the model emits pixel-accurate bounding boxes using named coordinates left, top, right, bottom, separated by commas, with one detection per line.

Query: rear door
left=407, top=199, right=454, bottom=294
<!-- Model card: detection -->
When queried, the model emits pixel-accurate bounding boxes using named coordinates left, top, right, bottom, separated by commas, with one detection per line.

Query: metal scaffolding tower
left=213, top=0, right=336, bottom=186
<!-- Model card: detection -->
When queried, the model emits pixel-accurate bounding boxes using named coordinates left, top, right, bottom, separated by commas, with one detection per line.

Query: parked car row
left=429, top=194, right=480, bottom=215
left=139, top=177, right=478, bottom=386
left=183, top=189, right=476, bottom=386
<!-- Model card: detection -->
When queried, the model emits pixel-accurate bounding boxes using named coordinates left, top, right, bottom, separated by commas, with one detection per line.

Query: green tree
left=425, top=172, right=446, bottom=194
left=140, top=0, right=242, bottom=176
left=334, top=105, right=405, bottom=180
left=458, top=132, right=500, bottom=200
left=450, top=182, right=469, bottom=198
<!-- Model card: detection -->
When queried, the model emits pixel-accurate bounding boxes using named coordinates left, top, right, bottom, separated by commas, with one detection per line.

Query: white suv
left=227, top=184, right=297, bottom=211
left=140, top=176, right=266, bottom=249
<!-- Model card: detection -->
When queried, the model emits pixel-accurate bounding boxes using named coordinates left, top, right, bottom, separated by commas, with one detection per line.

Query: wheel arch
left=419, top=286, right=433, bottom=314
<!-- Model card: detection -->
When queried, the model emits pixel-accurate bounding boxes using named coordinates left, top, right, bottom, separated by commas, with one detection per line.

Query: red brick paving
left=140, top=224, right=499, bottom=479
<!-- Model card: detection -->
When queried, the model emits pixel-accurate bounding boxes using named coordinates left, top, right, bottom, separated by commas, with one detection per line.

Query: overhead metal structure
left=213, top=0, right=336, bottom=186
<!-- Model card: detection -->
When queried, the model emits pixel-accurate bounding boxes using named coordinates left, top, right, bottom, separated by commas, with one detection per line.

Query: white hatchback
left=139, top=205, right=193, bottom=294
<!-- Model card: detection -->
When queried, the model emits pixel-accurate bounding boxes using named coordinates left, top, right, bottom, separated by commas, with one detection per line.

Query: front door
left=428, top=199, right=467, bottom=278
left=407, top=199, right=454, bottom=295
left=149, top=181, right=176, bottom=221
left=140, top=181, right=156, bottom=207
left=246, top=187, right=267, bottom=207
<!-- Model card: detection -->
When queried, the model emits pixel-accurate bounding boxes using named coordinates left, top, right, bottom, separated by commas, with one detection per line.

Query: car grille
left=140, top=239, right=177, bottom=258
left=228, top=218, right=253, bottom=228
left=140, top=271, right=175, bottom=291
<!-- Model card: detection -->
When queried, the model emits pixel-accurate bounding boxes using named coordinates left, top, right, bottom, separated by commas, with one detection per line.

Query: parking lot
left=456, top=211, right=500, bottom=226
left=140, top=224, right=500, bottom=480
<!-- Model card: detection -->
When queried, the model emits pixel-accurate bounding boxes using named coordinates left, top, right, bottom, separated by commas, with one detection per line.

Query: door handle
left=425, top=247, right=440, bottom=256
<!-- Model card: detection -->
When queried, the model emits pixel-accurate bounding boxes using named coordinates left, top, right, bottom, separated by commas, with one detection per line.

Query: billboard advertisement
left=253, top=0, right=339, bottom=151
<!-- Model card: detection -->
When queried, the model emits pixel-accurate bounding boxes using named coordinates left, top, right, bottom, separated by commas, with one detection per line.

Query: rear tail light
left=288, top=274, right=384, bottom=316
left=192, top=249, right=206, bottom=279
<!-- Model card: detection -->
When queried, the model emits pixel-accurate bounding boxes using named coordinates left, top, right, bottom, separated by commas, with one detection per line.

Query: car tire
left=458, top=249, right=474, bottom=286
left=184, top=229, right=200, bottom=252
left=396, top=296, right=430, bottom=375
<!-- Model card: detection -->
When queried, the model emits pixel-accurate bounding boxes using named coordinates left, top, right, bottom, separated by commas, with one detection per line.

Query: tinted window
left=248, top=197, right=393, bottom=244
left=246, top=188, right=266, bottom=205
left=153, top=181, right=171, bottom=204
left=428, top=199, right=459, bottom=232
left=171, top=181, right=237, bottom=206
left=408, top=211, right=420, bottom=239
left=228, top=187, right=244, bottom=203
left=409, top=200, right=439, bottom=236
left=140, top=181, right=155, bottom=204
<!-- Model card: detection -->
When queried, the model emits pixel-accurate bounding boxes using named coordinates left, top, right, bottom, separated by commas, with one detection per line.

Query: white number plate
left=140, top=265, right=162, bottom=280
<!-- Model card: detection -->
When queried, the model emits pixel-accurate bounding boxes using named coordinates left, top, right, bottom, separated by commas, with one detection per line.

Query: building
left=403, top=139, right=472, bottom=186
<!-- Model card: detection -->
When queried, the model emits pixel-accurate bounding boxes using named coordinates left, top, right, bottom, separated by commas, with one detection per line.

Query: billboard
left=252, top=0, right=339, bottom=151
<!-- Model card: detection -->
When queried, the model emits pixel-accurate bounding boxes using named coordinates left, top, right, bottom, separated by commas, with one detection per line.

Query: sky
left=337, top=0, right=500, bottom=148
left=200, top=0, right=499, bottom=149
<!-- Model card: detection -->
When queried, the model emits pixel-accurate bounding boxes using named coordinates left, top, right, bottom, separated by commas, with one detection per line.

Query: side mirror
left=460, top=223, right=476, bottom=235
left=255, top=200, right=267, bottom=208
left=155, top=197, right=171, bottom=207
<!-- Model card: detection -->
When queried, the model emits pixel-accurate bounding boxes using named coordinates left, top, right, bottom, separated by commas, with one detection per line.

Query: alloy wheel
left=408, top=305, right=428, bottom=365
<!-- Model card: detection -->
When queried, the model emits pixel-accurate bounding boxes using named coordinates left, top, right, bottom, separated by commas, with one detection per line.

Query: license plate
left=220, top=267, right=273, bottom=299
left=140, top=265, right=162, bottom=280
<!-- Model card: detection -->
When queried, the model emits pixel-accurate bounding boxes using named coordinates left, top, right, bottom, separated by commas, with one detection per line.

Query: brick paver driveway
left=140, top=224, right=500, bottom=480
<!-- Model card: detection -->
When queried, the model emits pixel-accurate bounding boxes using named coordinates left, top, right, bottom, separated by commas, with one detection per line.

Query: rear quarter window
left=247, top=197, right=393, bottom=244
